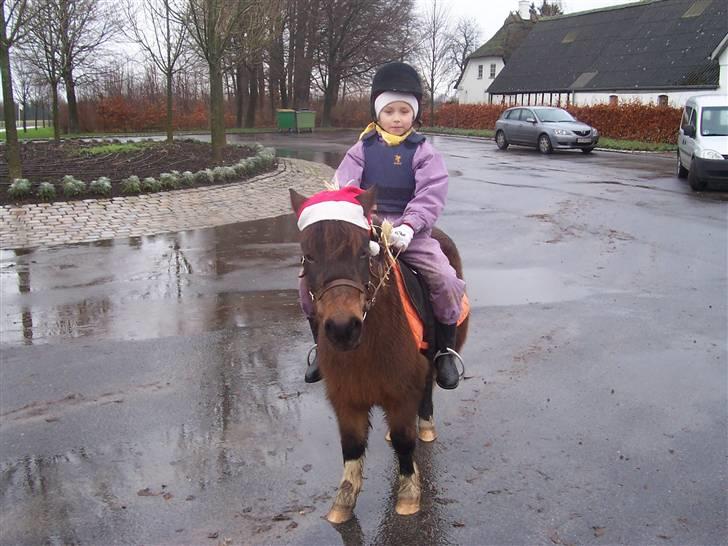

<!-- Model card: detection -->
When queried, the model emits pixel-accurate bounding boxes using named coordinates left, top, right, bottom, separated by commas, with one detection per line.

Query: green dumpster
left=295, top=110, right=316, bottom=132
left=276, top=109, right=296, bottom=132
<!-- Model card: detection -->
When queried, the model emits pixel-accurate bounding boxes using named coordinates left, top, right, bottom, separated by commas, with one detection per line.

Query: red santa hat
left=296, top=186, right=371, bottom=231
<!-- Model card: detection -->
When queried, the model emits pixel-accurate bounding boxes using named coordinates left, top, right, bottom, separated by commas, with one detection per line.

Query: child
left=301, top=61, right=466, bottom=390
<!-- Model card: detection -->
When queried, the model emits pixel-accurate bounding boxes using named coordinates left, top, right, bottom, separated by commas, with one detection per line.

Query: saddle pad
left=392, top=262, right=470, bottom=352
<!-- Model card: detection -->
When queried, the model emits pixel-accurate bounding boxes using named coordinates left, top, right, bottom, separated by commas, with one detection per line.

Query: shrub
left=141, top=177, right=161, bottom=192
left=159, top=172, right=179, bottom=190
left=8, top=178, right=32, bottom=199
left=121, top=175, right=141, bottom=195
left=194, top=169, right=214, bottom=184
left=37, top=182, right=57, bottom=201
left=233, top=160, right=251, bottom=176
left=89, top=177, right=112, bottom=196
left=179, top=171, right=195, bottom=187
left=62, top=176, right=86, bottom=197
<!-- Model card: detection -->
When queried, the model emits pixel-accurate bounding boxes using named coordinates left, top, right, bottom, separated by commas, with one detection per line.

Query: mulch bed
left=0, top=140, right=270, bottom=206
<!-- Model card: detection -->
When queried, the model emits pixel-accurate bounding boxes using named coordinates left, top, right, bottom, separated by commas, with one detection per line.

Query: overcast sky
left=428, top=0, right=643, bottom=45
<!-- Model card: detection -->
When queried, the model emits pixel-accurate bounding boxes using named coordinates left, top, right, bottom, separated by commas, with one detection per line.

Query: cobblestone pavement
left=0, top=158, right=333, bottom=250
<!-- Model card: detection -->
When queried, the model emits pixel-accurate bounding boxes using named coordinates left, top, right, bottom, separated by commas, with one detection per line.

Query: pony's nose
left=324, top=316, right=362, bottom=349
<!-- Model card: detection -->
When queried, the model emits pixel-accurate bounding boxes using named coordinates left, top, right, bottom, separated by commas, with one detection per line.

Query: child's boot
left=305, top=318, right=322, bottom=383
left=434, top=322, right=461, bottom=389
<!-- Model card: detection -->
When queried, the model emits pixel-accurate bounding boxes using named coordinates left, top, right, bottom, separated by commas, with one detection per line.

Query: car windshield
left=700, top=107, right=728, bottom=136
left=534, top=108, right=575, bottom=123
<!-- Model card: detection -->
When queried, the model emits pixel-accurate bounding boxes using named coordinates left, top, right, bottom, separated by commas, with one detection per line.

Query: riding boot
left=305, top=318, right=322, bottom=383
left=434, top=322, right=461, bottom=390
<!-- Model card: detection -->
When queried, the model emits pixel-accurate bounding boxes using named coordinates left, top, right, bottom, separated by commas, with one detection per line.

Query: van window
left=681, top=106, right=693, bottom=129
left=700, top=107, right=728, bottom=137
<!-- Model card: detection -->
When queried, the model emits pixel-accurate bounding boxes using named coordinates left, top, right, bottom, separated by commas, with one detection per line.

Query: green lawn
left=2, top=126, right=55, bottom=140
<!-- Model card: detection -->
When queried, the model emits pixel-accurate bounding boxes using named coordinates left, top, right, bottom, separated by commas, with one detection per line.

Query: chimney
left=519, top=0, right=530, bottom=19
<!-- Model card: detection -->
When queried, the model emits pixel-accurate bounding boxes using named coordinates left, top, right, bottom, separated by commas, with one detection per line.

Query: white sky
left=429, top=0, right=642, bottom=45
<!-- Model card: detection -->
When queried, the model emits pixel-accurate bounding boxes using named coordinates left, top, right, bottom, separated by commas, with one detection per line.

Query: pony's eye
left=302, top=254, right=315, bottom=264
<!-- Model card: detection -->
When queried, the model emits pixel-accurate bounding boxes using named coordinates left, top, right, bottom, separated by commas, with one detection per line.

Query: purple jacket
left=333, top=134, right=449, bottom=234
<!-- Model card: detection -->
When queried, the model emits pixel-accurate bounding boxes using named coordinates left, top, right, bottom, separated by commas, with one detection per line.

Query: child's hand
left=390, top=225, right=414, bottom=251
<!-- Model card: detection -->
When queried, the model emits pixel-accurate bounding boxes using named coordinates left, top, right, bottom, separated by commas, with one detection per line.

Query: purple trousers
left=299, top=227, right=466, bottom=325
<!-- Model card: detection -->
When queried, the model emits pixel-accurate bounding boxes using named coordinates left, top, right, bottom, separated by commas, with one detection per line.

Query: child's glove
left=390, top=224, right=414, bottom=251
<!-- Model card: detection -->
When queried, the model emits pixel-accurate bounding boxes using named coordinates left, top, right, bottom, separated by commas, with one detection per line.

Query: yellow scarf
left=359, top=122, right=413, bottom=146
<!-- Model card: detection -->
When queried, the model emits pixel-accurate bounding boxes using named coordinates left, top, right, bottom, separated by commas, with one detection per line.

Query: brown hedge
left=430, top=101, right=682, bottom=143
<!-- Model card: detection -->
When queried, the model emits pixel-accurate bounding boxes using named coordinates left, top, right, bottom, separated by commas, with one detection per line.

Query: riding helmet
left=370, top=62, right=423, bottom=122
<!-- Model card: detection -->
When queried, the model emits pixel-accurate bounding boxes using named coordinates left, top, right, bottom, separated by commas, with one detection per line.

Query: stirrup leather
left=433, top=347, right=466, bottom=378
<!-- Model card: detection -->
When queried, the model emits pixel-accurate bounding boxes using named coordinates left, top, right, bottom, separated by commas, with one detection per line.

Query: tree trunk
left=209, top=60, right=226, bottom=161
left=321, top=73, right=337, bottom=127
left=51, top=85, right=60, bottom=142
left=245, top=65, right=257, bottom=128
left=236, top=65, right=249, bottom=128
left=0, top=15, right=22, bottom=180
left=164, top=70, right=174, bottom=143
left=64, top=68, right=80, bottom=133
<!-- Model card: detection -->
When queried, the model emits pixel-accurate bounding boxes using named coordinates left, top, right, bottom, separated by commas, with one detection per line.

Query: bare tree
left=19, top=0, right=62, bottom=140
left=315, top=0, right=415, bottom=127
left=124, top=0, right=190, bottom=142
left=11, top=55, right=33, bottom=131
left=184, top=0, right=256, bottom=160
left=56, top=0, right=120, bottom=133
left=448, top=17, right=480, bottom=90
left=413, top=0, right=452, bottom=123
left=1, top=0, right=30, bottom=179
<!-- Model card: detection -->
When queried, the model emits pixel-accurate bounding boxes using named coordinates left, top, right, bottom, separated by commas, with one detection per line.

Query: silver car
left=495, top=106, right=599, bottom=154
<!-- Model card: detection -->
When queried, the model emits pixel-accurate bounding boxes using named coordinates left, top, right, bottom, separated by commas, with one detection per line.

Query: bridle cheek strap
left=313, top=278, right=367, bottom=302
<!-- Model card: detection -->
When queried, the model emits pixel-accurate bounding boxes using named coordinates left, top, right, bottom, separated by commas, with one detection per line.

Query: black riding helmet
left=370, top=62, right=423, bottom=123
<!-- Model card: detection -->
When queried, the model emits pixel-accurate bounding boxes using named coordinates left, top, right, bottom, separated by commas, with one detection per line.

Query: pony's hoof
left=395, top=498, right=420, bottom=516
left=385, top=430, right=391, bottom=442
left=418, top=427, right=437, bottom=442
left=326, top=505, right=354, bottom=524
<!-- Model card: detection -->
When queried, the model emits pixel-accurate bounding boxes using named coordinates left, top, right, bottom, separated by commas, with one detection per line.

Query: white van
left=677, top=95, right=728, bottom=191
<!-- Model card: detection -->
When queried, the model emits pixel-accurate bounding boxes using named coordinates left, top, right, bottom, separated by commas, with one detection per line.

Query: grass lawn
left=2, top=126, right=55, bottom=140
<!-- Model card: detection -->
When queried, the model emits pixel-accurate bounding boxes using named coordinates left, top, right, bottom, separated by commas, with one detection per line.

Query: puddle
left=0, top=215, right=302, bottom=345
left=466, top=267, right=605, bottom=306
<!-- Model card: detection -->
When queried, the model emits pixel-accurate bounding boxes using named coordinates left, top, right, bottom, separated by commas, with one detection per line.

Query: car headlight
left=592, top=128, right=599, bottom=136
left=552, top=129, right=570, bottom=136
left=697, top=149, right=724, bottom=160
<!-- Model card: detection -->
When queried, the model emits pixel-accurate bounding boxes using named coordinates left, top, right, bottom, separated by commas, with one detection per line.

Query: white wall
left=573, top=88, right=725, bottom=107
left=456, top=56, right=505, bottom=104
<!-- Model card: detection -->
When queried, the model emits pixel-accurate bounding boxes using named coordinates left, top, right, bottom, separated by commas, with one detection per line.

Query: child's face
left=378, top=101, right=414, bottom=136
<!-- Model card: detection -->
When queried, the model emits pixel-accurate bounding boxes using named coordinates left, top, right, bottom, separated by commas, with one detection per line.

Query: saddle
left=392, top=259, right=469, bottom=356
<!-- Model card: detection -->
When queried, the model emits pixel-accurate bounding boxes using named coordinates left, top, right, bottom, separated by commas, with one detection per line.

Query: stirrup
left=306, top=344, right=318, bottom=367
left=434, top=347, right=466, bottom=379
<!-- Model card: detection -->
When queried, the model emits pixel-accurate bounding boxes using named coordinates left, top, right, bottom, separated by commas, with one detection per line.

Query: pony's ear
left=356, top=186, right=377, bottom=216
left=289, top=188, right=307, bottom=215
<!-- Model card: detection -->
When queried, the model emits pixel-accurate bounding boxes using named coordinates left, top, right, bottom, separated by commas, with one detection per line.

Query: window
left=700, top=107, right=728, bottom=137
left=681, top=106, right=693, bottom=130
left=609, top=95, right=618, bottom=106
left=658, top=95, right=669, bottom=107
left=477, top=65, right=483, bottom=79
left=489, top=64, right=496, bottom=79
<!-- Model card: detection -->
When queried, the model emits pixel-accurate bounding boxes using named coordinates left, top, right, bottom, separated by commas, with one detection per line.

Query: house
left=455, top=1, right=535, bottom=104
left=487, top=0, right=728, bottom=107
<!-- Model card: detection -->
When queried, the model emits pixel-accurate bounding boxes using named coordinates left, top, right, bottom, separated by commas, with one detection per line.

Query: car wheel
left=676, top=151, right=688, bottom=179
left=581, top=147, right=595, bottom=154
left=495, top=130, right=509, bottom=150
left=538, top=134, right=552, bottom=154
left=688, top=160, right=707, bottom=190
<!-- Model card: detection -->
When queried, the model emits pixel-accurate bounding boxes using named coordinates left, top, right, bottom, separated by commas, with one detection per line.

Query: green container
left=276, top=109, right=296, bottom=131
left=295, top=110, right=316, bottom=132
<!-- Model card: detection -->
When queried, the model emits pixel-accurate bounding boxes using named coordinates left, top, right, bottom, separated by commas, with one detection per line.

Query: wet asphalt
left=1, top=132, right=726, bottom=546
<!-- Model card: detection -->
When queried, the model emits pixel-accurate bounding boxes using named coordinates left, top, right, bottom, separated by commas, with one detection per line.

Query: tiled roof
left=488, top=0, right=728, bottom=94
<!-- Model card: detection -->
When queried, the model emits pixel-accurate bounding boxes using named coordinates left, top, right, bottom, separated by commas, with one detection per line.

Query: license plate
left=577, top=138, right=591, bottom=144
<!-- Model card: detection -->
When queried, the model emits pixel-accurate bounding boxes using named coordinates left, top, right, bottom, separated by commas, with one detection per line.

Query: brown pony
left=290, top=187, right=468, bottom=524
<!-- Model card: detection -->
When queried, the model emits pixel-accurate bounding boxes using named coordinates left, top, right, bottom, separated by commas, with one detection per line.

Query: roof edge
left=711, top=33, right=728, bottom=60
left=489, top=84, right=720, bottom=94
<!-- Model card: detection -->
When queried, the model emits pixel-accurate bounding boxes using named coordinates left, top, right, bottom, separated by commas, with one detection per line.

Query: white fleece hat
left=374, top=91, right=419, bottom=119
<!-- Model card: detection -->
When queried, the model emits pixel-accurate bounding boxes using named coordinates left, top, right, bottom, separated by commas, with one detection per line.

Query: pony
left=290, top=186, right=468, bottom=524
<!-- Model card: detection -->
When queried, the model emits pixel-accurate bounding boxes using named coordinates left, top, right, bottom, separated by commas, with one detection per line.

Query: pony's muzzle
left=324, top=315, right=363, bottom=350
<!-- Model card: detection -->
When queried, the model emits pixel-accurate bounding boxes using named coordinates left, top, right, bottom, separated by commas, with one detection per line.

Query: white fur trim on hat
left=374, top=92, right=418, bottom=119
left=297, top=200, right=370, bottom=231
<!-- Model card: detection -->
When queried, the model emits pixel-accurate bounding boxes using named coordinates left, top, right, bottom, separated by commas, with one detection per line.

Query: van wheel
left=676, top=152, right=688, bottom=179
left=688, top=159, right=707, bottom=191
left=538, top=134, right=553, bottom=154
left=496, top=130, right=509, bottom=150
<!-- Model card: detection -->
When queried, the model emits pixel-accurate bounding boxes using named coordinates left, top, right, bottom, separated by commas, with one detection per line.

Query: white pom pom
left=369, top=240, right=380, bottom=256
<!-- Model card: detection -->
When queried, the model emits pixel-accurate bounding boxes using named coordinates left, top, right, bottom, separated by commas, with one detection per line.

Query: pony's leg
left=326, top=407, right=370, bottom=524
left=386, top=407, right=421, bottom=516
left=417, top=371, right=437, bottom=442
